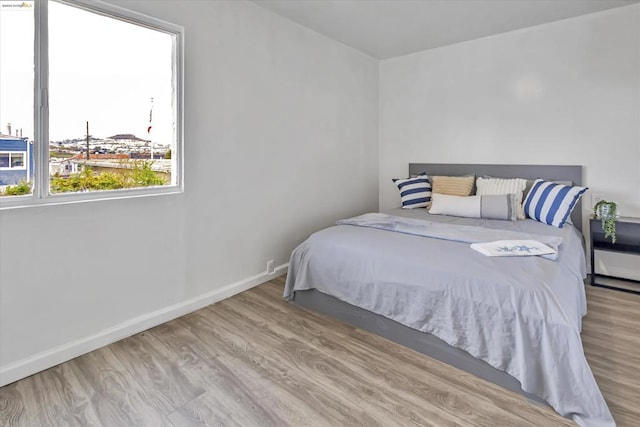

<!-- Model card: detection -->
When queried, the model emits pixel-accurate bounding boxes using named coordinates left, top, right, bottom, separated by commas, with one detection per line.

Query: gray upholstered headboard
left=408, top=163, right=584, bottom=232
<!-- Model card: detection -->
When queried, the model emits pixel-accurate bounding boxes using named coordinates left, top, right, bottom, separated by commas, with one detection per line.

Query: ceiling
left=253, top=0, right=639, bottom=59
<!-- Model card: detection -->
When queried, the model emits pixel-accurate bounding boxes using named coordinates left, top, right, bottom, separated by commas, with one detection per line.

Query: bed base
left=292, top=289, right=548, bottom=406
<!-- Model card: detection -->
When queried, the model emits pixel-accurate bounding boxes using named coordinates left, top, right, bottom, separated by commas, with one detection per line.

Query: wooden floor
left=1, top=276, right=639, bottom=427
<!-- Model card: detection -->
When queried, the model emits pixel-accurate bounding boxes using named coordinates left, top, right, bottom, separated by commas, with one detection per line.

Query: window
left=0, top=0, right=34, bottom=194
left=0, top=0, right=183, bottom=206
left=0, top=152, right=26, bottom=169
left=11, top=152, right=24, bottom=168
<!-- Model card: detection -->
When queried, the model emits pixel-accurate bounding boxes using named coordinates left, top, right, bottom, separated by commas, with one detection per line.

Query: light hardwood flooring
left=1, top=276, right=638, bottom=426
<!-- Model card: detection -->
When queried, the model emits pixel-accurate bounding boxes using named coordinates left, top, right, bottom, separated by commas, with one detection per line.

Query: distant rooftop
left=107, top=134, right=149, bottom=142
left=0, top=132, right=27, bottom=140
left=69, top=153, right=130, bottom=161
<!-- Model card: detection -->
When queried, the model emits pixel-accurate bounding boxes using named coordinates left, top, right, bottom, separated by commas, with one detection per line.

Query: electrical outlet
left=591, top=193, right=604, bottom=209
left=267, top=260, right=275, bottom=274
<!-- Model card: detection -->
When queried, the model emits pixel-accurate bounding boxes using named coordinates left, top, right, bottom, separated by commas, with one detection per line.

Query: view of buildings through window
left=0, top=0, right=177, bottom=197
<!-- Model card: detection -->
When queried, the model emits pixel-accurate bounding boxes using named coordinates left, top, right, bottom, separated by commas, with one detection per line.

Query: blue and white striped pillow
left=392, top=174, right=432, bottom=209
left=523, top=179, right=587, bottom=228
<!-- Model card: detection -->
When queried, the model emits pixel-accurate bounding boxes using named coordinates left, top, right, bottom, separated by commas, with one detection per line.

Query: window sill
left=0, top=185, right=183, bottom=211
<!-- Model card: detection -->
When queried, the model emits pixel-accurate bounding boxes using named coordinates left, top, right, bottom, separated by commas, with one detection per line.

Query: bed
left=284, top=164, right=614, bottom=427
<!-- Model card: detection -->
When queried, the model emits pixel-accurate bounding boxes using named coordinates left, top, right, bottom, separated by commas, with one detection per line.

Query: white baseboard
left=0, top=263, right=288, bottom=387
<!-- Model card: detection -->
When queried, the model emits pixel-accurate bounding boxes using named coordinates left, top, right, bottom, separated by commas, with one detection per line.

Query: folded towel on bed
left=470, top=240, right=557, bottom=257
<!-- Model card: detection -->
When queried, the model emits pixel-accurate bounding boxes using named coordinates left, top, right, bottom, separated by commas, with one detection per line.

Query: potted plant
left=594, top=200, right=618, bottom=243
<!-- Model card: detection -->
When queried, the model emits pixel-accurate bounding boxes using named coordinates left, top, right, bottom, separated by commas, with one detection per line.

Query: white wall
left=0, top=0, right=378, bottom=384
left=379, top=5, right=640, bottom=278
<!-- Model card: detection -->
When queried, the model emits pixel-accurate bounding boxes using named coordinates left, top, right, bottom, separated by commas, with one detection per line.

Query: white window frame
left=0, top=152, right=27, bottom=170
left=0, top=0, right=184, bottom=210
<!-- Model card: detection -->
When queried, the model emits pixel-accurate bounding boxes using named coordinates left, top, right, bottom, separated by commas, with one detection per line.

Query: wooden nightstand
left=590, top=217, right=640, bottom=294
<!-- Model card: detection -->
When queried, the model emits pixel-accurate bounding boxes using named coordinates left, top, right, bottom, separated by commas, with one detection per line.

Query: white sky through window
left=0, top=0, right=174, bottom=147
left=0, top=1, right=34, bottom=139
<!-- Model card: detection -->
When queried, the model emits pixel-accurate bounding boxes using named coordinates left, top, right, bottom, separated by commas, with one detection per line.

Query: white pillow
left=429, top=193, right=480, bottom=217
left=476, top=177, right=527, bottom=219
left=429, top=193, right=517, bottom=221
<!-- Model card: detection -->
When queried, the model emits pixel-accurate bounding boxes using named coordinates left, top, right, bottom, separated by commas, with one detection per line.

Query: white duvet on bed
left=285, top=209, right=613, bottom=427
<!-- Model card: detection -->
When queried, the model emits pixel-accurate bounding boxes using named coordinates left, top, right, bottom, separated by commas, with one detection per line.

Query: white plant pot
left=596, top=204, right=619, bottom=219
left=598, top=205, right=612, bottom=219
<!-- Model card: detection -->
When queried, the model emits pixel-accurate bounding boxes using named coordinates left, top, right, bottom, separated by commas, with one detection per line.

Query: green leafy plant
left=594, top=200, right=617, bottom=243
left=130, top=161, right=166, bottom=187
left=2, top=180, right=32, bottom=196
left=50, top=161, right=167, bottom=193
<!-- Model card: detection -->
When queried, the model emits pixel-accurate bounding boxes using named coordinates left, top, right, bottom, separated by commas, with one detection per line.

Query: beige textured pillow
left=431, top=175, right=475, bottom=197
